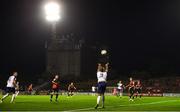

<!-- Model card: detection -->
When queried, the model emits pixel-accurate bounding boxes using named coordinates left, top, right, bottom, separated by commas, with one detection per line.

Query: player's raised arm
left=68, top=84, right=70, bottom=91
left=126, top=84, right=129, bottom=88
left=105, top=63, right=109, bottom=72
left=97, top=63, right=102, bottom=72
left=74, top=85, right=77, bottom=90
left=52, top=78, right=56, bottom=83
left=13, top=77, right=16, bottom=87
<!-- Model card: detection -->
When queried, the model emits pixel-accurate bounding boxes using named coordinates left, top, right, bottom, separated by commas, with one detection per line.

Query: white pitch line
left=65, top=100, right=179, bottom=112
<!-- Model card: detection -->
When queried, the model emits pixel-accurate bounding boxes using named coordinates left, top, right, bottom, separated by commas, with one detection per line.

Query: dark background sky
left=1, top=0, right=180, bottom=81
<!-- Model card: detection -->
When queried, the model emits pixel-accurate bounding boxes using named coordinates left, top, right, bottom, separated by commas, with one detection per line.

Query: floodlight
left=45, top=2, right=60, bottom=22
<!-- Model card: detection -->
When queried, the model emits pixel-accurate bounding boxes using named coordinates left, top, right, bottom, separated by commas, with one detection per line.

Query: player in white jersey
left=0, top=72, right=18, bottom=103
left=117, top=80, right=124, bottom=97
left=95, top=63, right=109, bottom=109
left=92, top=86, right=96, bottom=96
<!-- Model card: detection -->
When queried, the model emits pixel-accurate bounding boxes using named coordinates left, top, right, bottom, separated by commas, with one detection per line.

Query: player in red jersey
left=135, top=80, right=142, bottom=98
left=126, top=77, right=135, bottom=101
left=50, top=75, right=60, bottom=102
left=28, top=84, right=33, bottom=95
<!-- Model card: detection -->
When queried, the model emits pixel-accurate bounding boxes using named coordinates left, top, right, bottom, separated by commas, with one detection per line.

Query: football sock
left=120, top=93, right=122, bottom=97
left=15, top=91, right=19, bottom=97
left=102, top=95, right=105, bottom=106
left=50, top=95, right=53, bottom=100
left=56, top=94, right=58, bottom=100
left=97, top=96, right=101, bottom=104
left=10, top=94, right=15, bottom=103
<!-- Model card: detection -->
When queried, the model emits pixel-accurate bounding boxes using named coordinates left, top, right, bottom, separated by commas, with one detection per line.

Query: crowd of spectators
left=1, top=76, right=180, bottom=95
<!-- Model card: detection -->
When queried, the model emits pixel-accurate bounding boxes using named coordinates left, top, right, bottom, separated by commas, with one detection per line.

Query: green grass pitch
left=0, top=95, right=180, bottom=111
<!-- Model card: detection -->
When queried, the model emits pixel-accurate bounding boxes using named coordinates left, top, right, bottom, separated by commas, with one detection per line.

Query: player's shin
left=97, top=95, right=101, bottom=104
left=2, top=93, right=9, bottom=101
left=132, top=94, right=134, bottom=99
left=56, top=94, right=58, bottom=101
left=10, top=94, right=16, bottom=103
left=102, top=95, right=105, bottom=107
left=95, top=95, right=101, bottom=109
left=120, top=92, right=122, bottom=97
left=15, top=91, right=19, bottom=97
left=50, top=94, right=53, bottom=101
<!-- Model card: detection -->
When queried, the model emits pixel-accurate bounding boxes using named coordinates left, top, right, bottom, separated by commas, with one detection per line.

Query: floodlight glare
left=45, top=2, right=60, bottom=22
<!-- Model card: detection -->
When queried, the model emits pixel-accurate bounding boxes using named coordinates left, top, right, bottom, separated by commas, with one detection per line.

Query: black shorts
left=117, top=89, right=123, bottom=93
left=135, top=88, right=142, bottom=93
left=129, top=87, right=134, bottom=94
left=6, top=87, right=15, bottom=94
left=51, top=88, right=59, bottom=93
left=97, top=82, right=106, bottom=94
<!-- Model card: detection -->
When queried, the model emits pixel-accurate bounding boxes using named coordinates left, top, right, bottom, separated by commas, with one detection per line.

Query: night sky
left=1, top=0, right=180, bottom=80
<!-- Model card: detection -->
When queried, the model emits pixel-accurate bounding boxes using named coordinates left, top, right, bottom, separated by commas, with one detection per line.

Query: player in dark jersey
left=135, top=80, right=142, bottom=98
left=50, top=75, right=60, bottom=102
left=28, top=84, right=33, bottom=95
left=126, top=77, right=135, bottom=101
left=68, top=82, right=76, bottom=96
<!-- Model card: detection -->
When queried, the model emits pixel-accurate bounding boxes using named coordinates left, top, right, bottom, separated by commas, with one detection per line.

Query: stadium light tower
left=44, top=1, right=61, bottom=40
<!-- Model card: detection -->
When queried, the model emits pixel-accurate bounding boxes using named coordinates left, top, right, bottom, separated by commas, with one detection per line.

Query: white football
left=101, top=50, right=107, bottom=55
